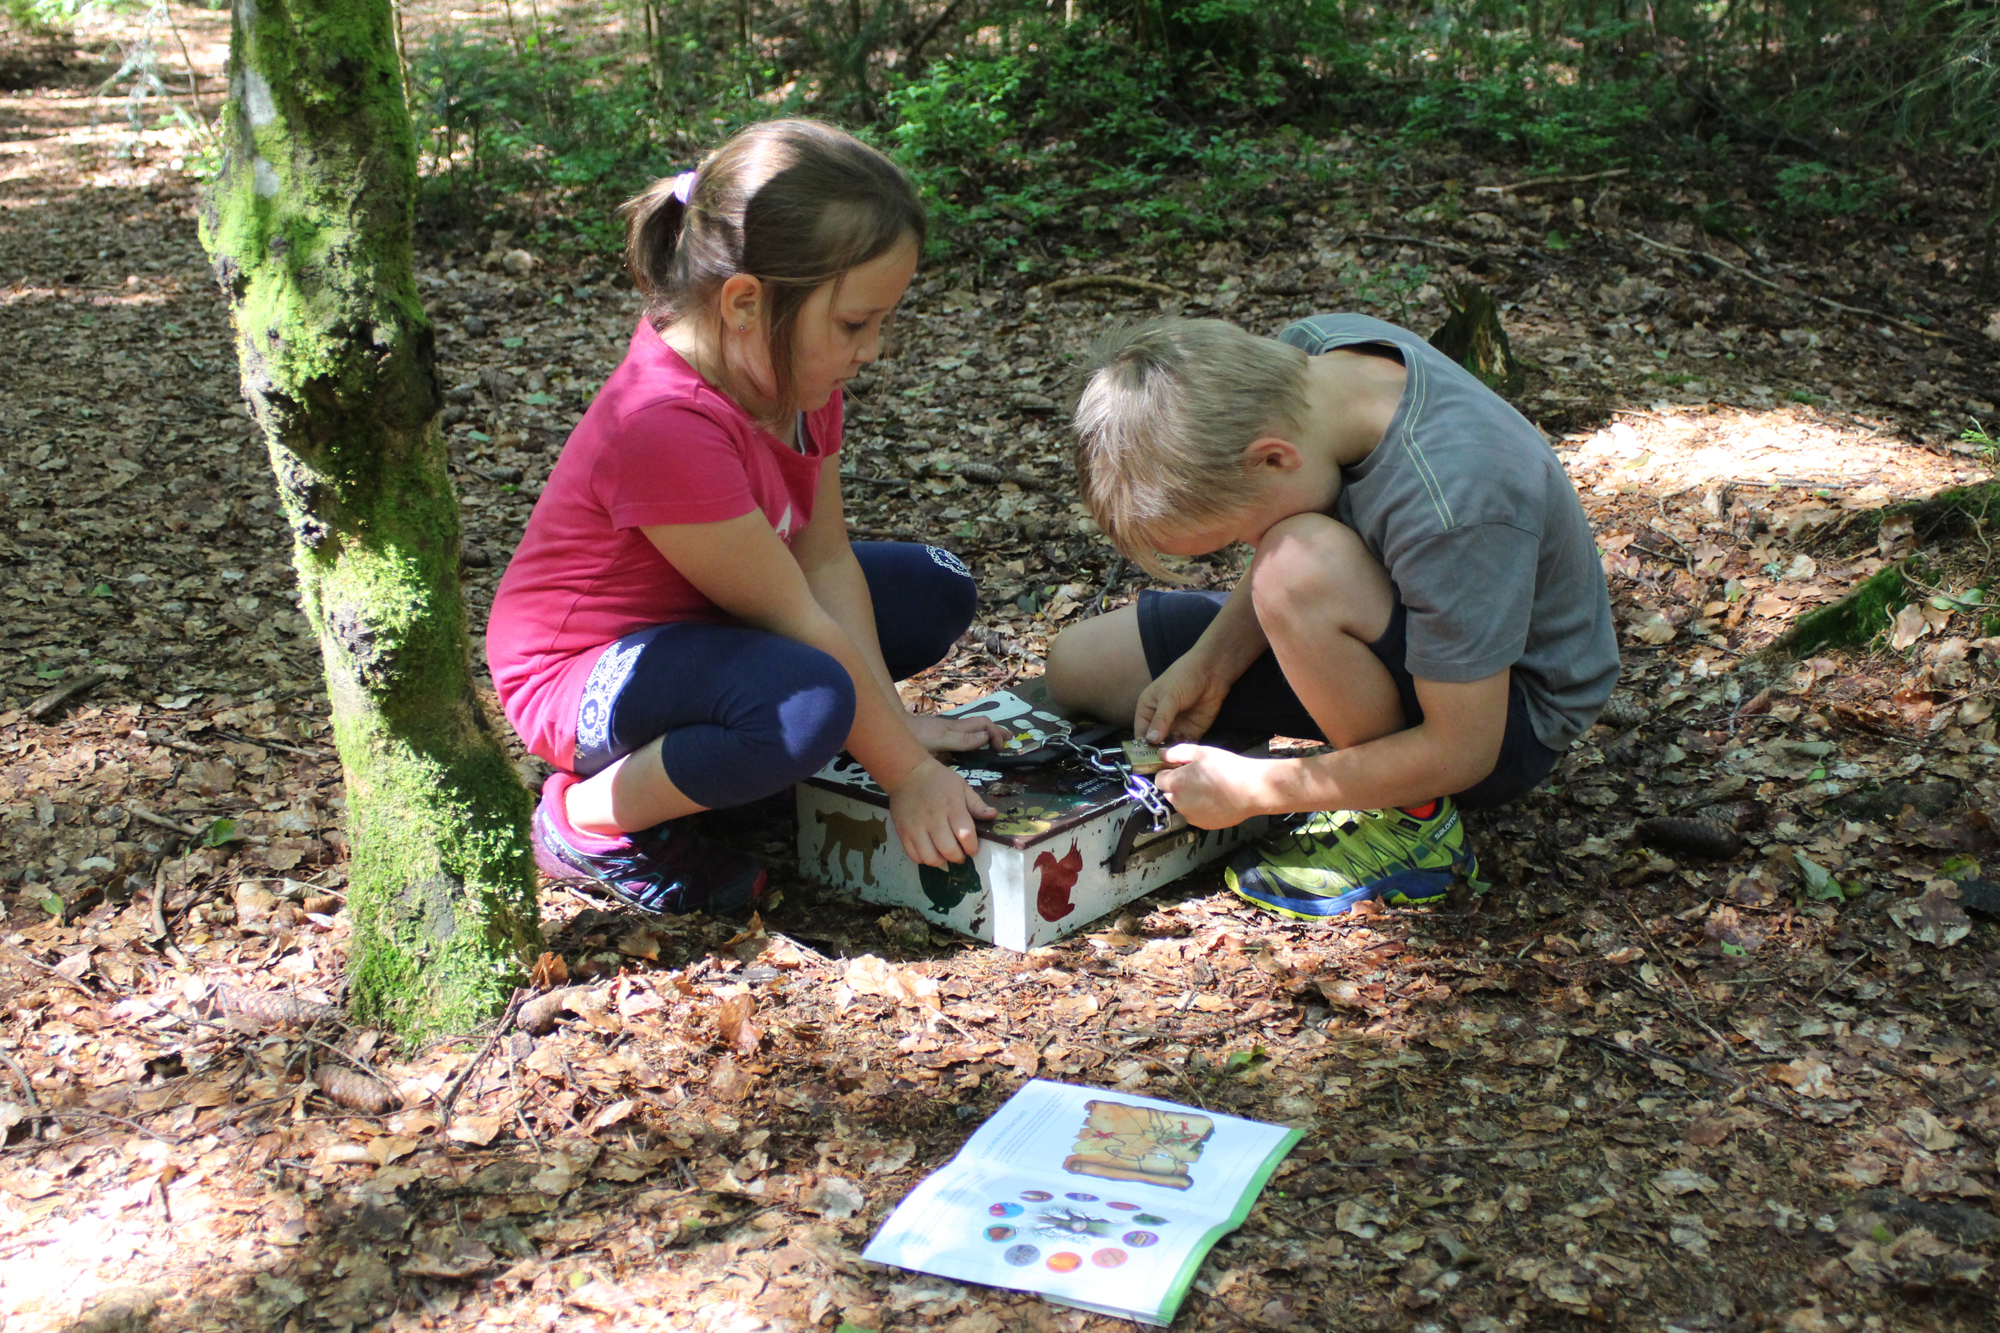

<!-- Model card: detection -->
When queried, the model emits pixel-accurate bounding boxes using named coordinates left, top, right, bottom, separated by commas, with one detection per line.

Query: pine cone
left=1599, top=695, right=1652, bottom=729
left=1690, top=800, right=1767, bottom=832
left=217, top=985, right=343, bottom=1029
left=316, top=1065, right=400, bottom=1114
left=1635, top=816, right=1742, bottom=859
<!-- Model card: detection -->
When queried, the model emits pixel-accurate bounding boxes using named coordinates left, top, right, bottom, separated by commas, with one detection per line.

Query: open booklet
left=862, top=1079, right=1303, bottom=1326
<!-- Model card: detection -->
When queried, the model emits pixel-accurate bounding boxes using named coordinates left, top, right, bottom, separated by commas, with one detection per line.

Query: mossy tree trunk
left=199, top=0, right=540, bottom=1039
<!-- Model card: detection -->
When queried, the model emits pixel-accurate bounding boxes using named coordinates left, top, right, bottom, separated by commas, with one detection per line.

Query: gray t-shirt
left=1278, top=313, right=1619, bottom=751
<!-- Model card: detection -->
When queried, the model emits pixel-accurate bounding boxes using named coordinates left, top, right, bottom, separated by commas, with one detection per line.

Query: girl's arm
left=790, top=466, right=1003, bottom=753
left=643, top=507, right=992, bottom=866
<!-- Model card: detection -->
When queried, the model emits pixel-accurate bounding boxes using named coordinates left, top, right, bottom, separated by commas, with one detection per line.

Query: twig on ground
left=211, top=727, right=334, bottom=761
left=1076, top=1041, right=1208, bottom=1110
left=838, top=472, right=913, bottom=494
left=1358, top=232, right=1477, bottom=258
left=1044, top=274, right=1184, bottom=301
left=0, top=1048, right=38, bottom=1110
left=126, top=805, right=203, bottom=838
left=27, top=671, right=108, bottom=721
left=1630, top=231, right=1959, bottom=343
left=146, top=857, right=171, bottom=944
left=12, top=1106, right=184, bottom=1146
left=1475, top=168, right=1630, bottom=195
left=1808, top=949, right=1873, bottom=1004
left=1093, top=556, right=1127, bottom=614
left=438, top=988, right=528, bottom=1122
left=2, top=944, right=97, bottom=997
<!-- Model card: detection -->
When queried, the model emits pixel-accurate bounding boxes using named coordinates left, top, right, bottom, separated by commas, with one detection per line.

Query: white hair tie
left=669, top=170, right=698, bottom=205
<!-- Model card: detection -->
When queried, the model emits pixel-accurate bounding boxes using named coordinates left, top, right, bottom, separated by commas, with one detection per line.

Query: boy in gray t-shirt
left=1045, top=313, right=1618, bottom=918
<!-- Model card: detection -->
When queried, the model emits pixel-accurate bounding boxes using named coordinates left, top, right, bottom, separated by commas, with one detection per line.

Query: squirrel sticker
left=1034, top=842, right=1082, bottom=921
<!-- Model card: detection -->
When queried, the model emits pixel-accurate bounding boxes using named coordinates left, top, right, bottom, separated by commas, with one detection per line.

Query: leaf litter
left=1, top=4, right=1999, bottom=1332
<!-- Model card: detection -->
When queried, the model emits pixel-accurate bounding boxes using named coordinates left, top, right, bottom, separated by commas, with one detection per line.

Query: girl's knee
left=774, top=672, right=856, bottom=769
left=758, top=644, right=856, bottom=762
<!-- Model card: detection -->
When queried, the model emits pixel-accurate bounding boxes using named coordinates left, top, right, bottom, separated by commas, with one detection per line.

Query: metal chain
left=1053, top=734, right=1174, bottom=828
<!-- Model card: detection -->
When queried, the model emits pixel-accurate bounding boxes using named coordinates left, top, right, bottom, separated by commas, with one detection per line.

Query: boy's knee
left=1250, top=514, right=1390, bottom=636
left=1044, top=625, right=1089, bottom=708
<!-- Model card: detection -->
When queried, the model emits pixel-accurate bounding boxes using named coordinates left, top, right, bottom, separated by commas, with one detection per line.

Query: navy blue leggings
left=570, top=543, right=976, bottom=809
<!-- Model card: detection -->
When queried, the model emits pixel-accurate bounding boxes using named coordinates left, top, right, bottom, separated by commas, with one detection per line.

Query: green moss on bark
left=1778, top=565, right=1909, bottom=655
left=1774, top=481, right=1996, bottom=657
left=202, top=0, right=539, bottom=1041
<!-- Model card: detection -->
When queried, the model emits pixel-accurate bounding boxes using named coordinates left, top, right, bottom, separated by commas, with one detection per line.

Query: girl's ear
left=1242, top=436, right=1303, bottom=474
left=718, top=273, right=765, bottom=331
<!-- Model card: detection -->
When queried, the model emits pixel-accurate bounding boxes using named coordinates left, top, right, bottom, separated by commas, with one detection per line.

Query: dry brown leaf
left=843, top=954, right=941, bottom=1008
left=587, top=1099, right=637, bottom=1134
left=446, top=1114, right=505, bottom=1146
left=717, top=992, right=762, bottom=1055
left=1771, top=1056, right=1837, bottom=1098
left=1626, top=608, right=1677, bottom=643
left=530, top=951, right=569, bottom=988
left=402, top=1240, right=497, bottom=1280
left=1887, top=881, right=1972, bottom=947
left=617, top=927, right=662, bottom=961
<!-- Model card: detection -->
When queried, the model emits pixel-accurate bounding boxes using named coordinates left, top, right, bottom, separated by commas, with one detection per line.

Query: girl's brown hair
left=622, top=119, right=926, bottom=416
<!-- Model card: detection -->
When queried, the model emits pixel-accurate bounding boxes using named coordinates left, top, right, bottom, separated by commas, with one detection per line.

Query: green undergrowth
left=393, top=0, right=2000, bottom=268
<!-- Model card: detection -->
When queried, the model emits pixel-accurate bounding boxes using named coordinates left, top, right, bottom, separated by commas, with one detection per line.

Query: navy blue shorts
left=1135, top=588, right=1562, bottom=809
left=570, top=542, right=976, bottom=809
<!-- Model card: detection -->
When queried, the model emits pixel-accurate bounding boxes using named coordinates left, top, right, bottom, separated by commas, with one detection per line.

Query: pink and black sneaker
left=532, top=772, right=766, bottom=916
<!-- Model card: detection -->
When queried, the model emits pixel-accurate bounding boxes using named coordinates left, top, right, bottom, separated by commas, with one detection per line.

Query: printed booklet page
left=862, top=1079, right=1302, bottom=1325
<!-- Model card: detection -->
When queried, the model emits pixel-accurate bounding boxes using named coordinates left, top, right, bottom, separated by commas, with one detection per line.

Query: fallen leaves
left=839, top=954, right=941, bottom=1009
left=1887, top=880, right=1974, bottom=946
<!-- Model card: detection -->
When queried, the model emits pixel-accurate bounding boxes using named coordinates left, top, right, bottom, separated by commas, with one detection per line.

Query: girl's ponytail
left=620, top=173, right=694, bottom=310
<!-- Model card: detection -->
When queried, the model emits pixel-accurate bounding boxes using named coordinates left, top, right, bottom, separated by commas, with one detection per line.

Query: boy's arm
left=1158, top=668, right=1509, bottom=826
left=1134, top=577, right=1269, bottom=743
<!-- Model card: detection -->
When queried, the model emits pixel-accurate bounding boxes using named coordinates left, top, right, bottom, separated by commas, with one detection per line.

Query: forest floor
left=4, top=6, right=2000, bottom=1333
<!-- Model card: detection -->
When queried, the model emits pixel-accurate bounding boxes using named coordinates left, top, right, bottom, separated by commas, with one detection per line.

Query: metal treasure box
left=794, top=686, right=1268, bottom=950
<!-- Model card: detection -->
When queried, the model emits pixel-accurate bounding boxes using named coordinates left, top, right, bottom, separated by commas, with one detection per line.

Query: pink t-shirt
left=486, top=321, right=841, bottom=768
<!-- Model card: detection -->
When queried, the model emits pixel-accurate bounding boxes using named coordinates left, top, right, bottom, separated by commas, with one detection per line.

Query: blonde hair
left=622, top=119, right=925, bottom=417
left=1072, top=319, right=1311, bottom=577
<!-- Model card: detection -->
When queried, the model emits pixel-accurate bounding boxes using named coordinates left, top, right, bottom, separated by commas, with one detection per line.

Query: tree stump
left=1428, top=281, right=1525, bottom=397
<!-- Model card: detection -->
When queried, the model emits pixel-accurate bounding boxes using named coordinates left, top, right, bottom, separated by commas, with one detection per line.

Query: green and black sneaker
left=1224, top=798, right=1480, bottom=920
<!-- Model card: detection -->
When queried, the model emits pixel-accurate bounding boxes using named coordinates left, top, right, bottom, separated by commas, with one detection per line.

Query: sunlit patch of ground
left=1568, top=402, right=1991, bottom=503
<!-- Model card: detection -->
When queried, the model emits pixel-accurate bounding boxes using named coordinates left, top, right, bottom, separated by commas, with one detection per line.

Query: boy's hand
left=1134, top=655, right=1233, bottom=745
left=907, top=711, right=1009, bottom=753
left=1156, top=744, right=1272, bottom=829
left=885, top=757, right=997, bottom=865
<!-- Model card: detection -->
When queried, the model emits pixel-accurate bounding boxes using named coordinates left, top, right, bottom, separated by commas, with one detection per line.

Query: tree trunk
left=199, top=0, right=540, bottom=1040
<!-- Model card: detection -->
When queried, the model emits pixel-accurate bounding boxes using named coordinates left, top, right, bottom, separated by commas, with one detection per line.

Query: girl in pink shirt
left=486, top=120, right=1000, bottom=914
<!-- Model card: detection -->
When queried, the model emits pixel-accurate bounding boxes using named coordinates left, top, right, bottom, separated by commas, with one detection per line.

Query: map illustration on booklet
left=863, top=1080, right=1303, bottom=1325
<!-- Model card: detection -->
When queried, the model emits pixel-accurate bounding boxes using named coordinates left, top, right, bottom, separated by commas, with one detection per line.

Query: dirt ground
left=3, top=7, right=2000, bottom=1333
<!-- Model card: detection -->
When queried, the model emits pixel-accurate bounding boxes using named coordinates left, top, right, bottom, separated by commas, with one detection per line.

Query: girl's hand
left=885, top=757, right=997, bottom=865
left=1156, top=745, right=1272, bottom=829
left=1133, top=654, right=1235, bottom=746
left=907, top=711, right=1010, bottom=753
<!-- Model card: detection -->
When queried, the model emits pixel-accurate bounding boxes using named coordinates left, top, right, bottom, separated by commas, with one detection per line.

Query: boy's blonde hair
left=1072, top=318, right=1311, bottom=576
